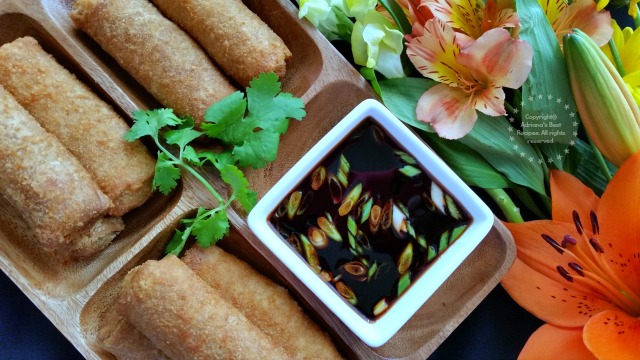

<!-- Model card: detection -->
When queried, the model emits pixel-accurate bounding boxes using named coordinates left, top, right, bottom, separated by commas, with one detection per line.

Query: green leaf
left=360, top=67, right=381, bottom=98
left=573, top=139, right=617, bottom=196
left=233, top=129, right=280, bottom=169
left=515, top=0, right=578, bottom=170
left=126, top=108, right=182, bottom=141
left=246, top=72, right=306, bottom=134
left=164, top=127, right=202, bottom=151
left=378, top=0, right=412, bottom=35
left=191, top=209, right=229, bottom=248
left=459, top=114, right=547, bottom=195
left=201, top=91, right=247, bottom=139
left=379, top=77, right=436, bottom=132
left=153, top=152, right=181, bottom=195
left=219, top=164, right=258, bottom=213
left=422, top=132, right=511, bottom=189
left=182, top=145, right=201, bottom=165
left=165, top=229, right=187, bottom=256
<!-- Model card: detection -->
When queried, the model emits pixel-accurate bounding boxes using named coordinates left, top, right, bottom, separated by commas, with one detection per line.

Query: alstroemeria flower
left=352, top=9, right=406, bottom=78
left=423, top=0, right=519, bottom=40
left=539, top=0, right=613, bottom=48
left=501, top=152, right=640, bottom=359
left=406, top=19, right=532, bottom=138
left=602, top=20, right=640, bottom=105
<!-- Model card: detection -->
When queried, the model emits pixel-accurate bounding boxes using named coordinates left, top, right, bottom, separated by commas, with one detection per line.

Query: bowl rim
left=248, top=99, right=494, bottom=347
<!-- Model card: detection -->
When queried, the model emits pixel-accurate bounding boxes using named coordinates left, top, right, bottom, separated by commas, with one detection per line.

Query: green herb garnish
left=125, top=72, right=305, bottom=255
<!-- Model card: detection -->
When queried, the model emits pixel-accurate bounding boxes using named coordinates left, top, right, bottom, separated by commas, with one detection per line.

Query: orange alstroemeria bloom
left=501, top=151, right=640, bottom=359
left=539, top=0, right=612, bottom=48
left=406, top=18, right=532, bottom=138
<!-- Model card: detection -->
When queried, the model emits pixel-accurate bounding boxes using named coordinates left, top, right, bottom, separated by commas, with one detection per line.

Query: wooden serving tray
left=0, top=0, right=516, bottom=359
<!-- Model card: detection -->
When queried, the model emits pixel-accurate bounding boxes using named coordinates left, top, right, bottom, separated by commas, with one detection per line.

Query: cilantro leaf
left=126, top=108, right=182, bottom=141
left=164, top=127, right=202, bottom=151
left=246, top=72, right=306, bottom=133
left=201, top=72, right=306, bottom=169
left=219, top=163, right=258, bottom=213
left=191, top=209, right=229, bottom=248
left=153, top=152, right=181, bottom=195
left=202, top=91, right=247, bottom=141
left=124, top=74, right=304, bottom=256
left=232, top=129, right=280, bottom=169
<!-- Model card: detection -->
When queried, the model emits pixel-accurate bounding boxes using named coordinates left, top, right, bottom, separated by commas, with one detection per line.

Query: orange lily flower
left=424, top=0, right=519, bottom=39
left=539, top=0, right=612, bottom=48
left=406, top=18, right=532, bottom=138
left=501, top=151, right=640, bottom=359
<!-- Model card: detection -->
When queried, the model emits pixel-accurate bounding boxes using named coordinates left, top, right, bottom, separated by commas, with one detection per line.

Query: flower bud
left=564, top=29, right=640, bottom=167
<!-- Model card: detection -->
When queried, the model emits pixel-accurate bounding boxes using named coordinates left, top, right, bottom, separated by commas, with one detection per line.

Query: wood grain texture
left=0, top=0, right=516, bottom=359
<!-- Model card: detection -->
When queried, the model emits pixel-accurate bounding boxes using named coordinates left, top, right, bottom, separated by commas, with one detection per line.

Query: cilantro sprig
left=125, top=72, right=305, bottom=255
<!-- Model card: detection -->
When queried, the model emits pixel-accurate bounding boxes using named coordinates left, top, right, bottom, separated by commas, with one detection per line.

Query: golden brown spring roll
left=70, top=0, right=236, bottom=127
left=117, top=256, right=290, bottom=360
left=98, top=306, right=170, bottom=360
left=0, top=85, right=113, bottom=254
left=183, top=245, right=343, bottom=360
left=0, top=37, right=155, bottom=217
left=151, top=0, right=291, bottom=87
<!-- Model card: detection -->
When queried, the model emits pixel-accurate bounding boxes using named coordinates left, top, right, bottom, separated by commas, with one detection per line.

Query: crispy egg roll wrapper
left=0, top=37, right=155, bottom=216
left=70, top=0, right=236, bottom=126
left=117, top=256, right=290, bottom=360
left=151, top=0, right=291, bottom=87
left=183, top=245, right=343, bottom=360
left=0, top=85, right=112, bottom=253
left=98, top=306, right=170, bottom=360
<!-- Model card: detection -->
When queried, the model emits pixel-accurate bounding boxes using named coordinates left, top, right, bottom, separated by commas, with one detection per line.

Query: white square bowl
left=247, top=99, right=493, bottom=347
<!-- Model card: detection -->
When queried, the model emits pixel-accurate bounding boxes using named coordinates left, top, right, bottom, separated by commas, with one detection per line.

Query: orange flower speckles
left=406, top=18, right=532, bottom=139
left=501, top=151, right=640, bottom=359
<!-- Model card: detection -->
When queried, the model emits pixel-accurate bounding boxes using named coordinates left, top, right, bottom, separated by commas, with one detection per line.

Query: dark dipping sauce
left=269, top=119, right=471, bottom=320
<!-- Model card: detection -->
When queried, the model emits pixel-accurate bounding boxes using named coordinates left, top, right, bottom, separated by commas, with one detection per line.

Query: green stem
left=608, top=38, right=626, bottom=77
left=156, top=139, right=225, bottom=203
left=512, top=186, right=548, bottom=219
left=587, top=135, right=613, bottom=182
left=485, top=188, right=524, bottom=223
left=635, top=6, right=640, bottom=28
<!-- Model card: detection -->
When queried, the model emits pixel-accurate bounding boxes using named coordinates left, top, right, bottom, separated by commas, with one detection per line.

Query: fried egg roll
left=98, top=306, right=170, bottom=360
left=151, top=0, right=291, bottom=87
left=0, top=85, right=113, bottom=254
left=183, top=245, right=343, bottom=360
left=0, top=37, right=155, bottom=216
left=117, top=256, right=289, bottom=360
left=70, top=0, right=236, bottom=127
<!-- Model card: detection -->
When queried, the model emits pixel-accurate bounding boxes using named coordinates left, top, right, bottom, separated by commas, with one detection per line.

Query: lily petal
left=519, top=324, right=597, bottom=360
left=457, top=28, right=533, bottom=89
left=505, top=221, right=597, bottom=292
left=550, top=169, right=600, bottom=226
left=501, top=256, right=618, bottom=327
left=406, top=19, right=470, bottom=85
left=537, top=0, right=568, bottom=27
left=596, top=151, right=640, bottom=298
left=583, top=309, right=640, bottom=360
left=415, top=83, right=477, bottom=139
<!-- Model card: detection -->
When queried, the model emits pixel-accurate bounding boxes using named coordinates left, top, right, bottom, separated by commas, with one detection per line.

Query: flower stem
left=486, top=188, right=524, bottom=223
left=634, top=6, right=640, bottom=28
left=608, top=38, right=626, bottom=77
left=588, top=135, right=613, bottom=182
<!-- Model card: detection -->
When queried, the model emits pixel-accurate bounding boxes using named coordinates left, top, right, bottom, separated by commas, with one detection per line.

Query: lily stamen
left=572, top=210, right=584, bottom=235
left=589, top=210, right=600, bottom=234
left=541, top=234, right=564, bottom=254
